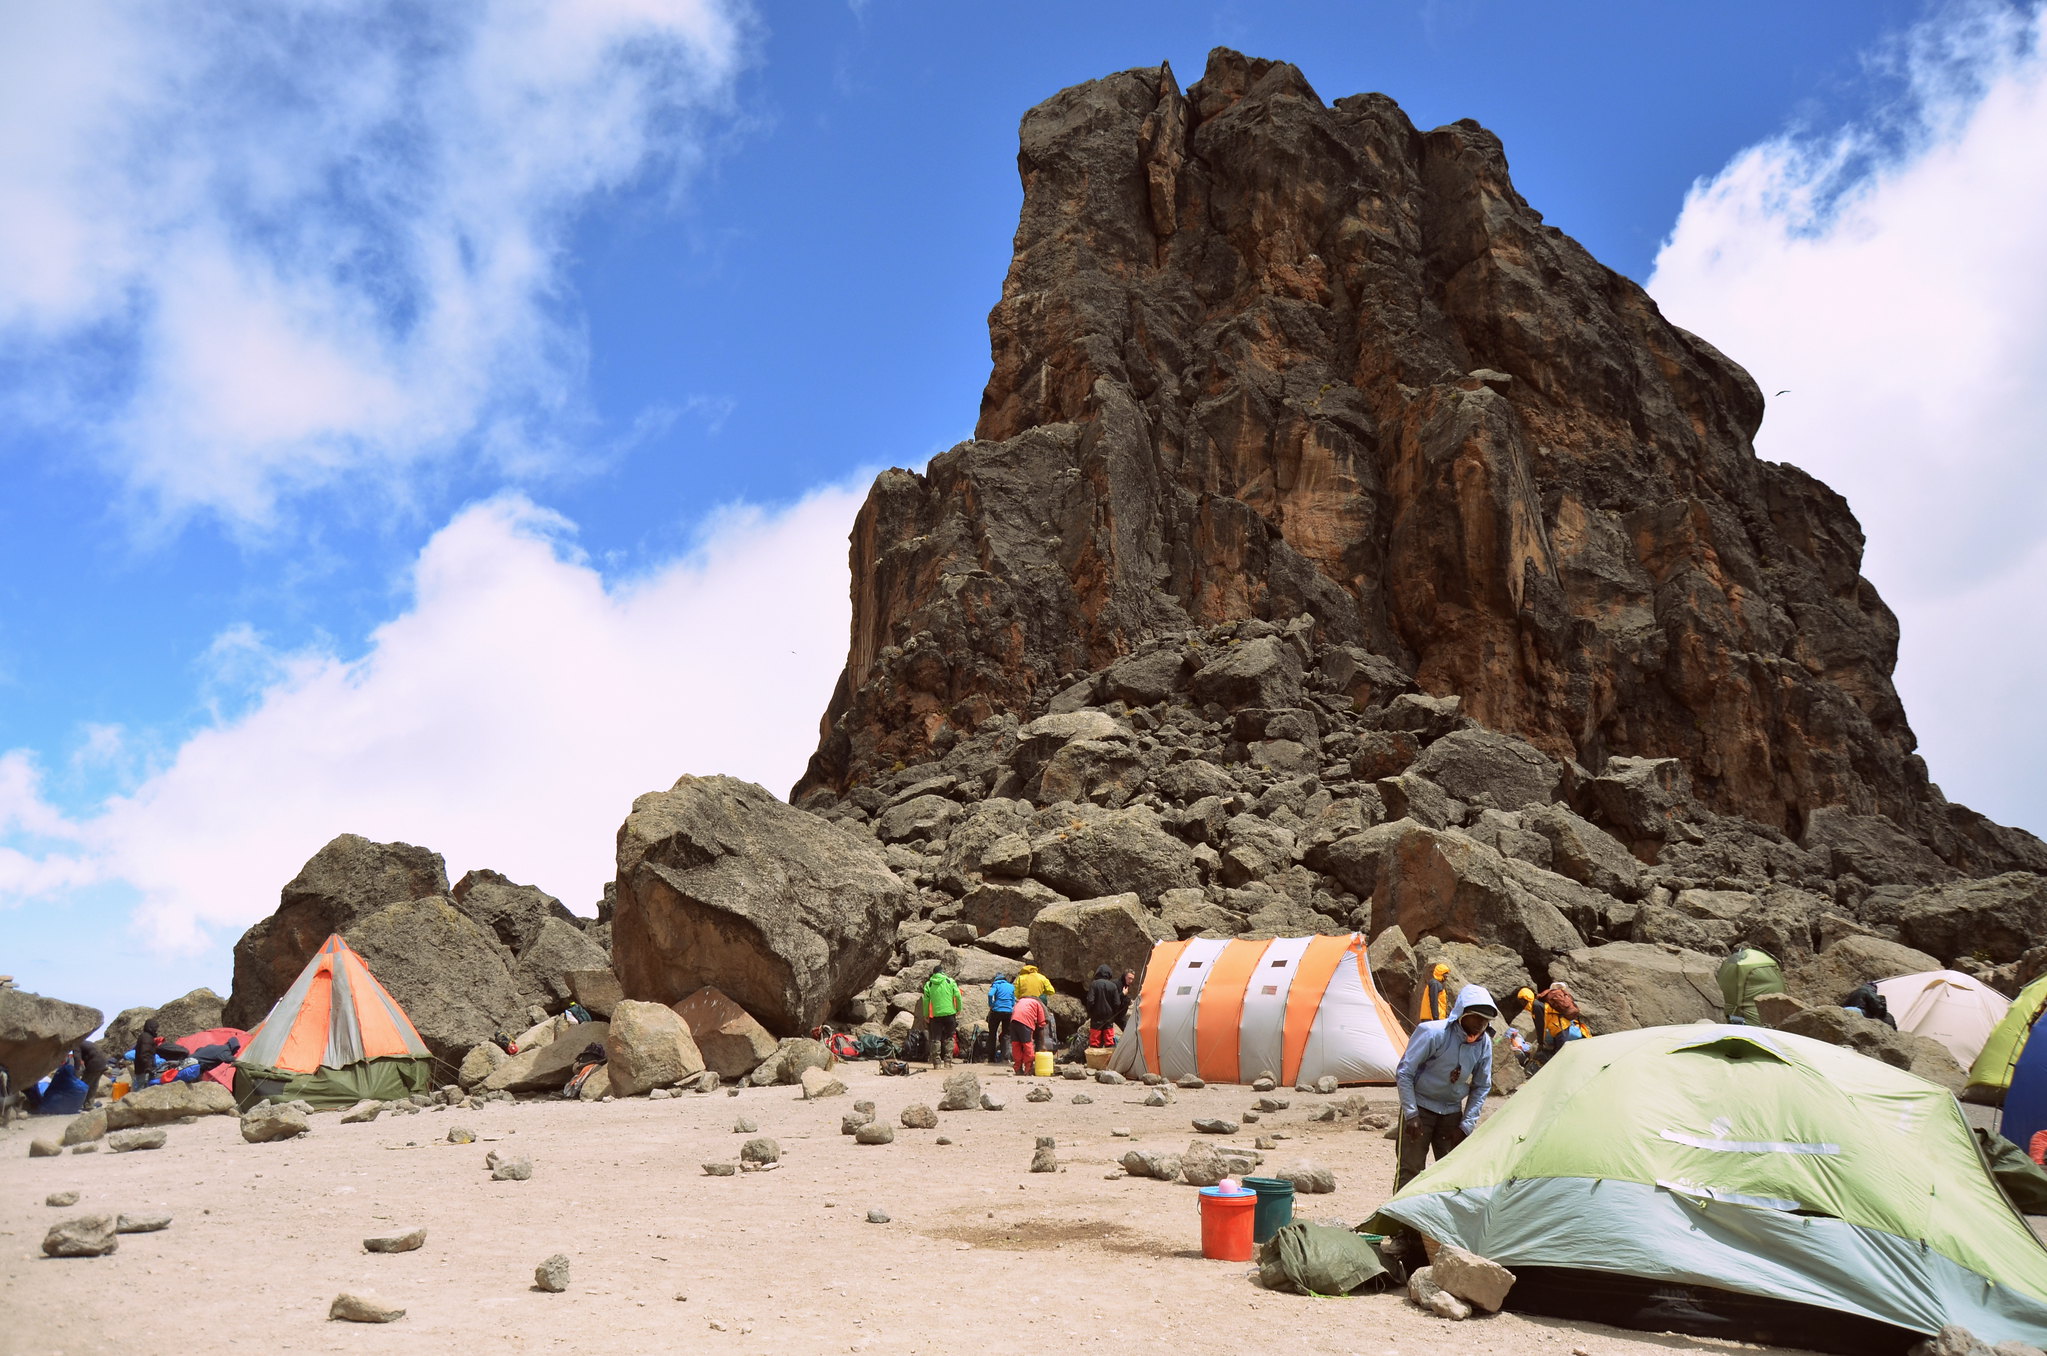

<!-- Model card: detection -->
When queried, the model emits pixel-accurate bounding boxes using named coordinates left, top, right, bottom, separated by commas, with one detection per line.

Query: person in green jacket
left=922, top=967, right=962, bottom=1069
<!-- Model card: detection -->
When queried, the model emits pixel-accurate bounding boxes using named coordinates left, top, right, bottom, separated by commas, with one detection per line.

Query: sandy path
left=3, top=1066, right=1794, bottom=1356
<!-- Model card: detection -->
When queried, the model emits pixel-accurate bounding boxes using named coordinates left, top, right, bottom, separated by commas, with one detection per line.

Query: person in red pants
left=1085, top=964, right=1122, bottom=1048
left=1009, top=995, right=1047, bottom=1074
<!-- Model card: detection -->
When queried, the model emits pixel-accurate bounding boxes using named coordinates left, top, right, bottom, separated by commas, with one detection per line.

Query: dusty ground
left=3, top=1065, right=1838, bottom=1356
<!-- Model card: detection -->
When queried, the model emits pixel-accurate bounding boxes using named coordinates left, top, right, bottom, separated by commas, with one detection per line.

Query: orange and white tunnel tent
left=1106, top=934, right=1407, bottom=1086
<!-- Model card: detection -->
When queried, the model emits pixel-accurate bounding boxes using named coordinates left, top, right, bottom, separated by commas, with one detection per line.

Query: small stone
left=1255, top=1136, right=1276, bottom=1150
left=980, top=1091, right=1006, bottom=1111
left=1110, top=1126, right=1132, bottom=1137
left=1408, top=1266, right=1471, bottom=1321
left=42, top=1215, right=117, bottom=1257
left=330, top=1293, right=405, bottom=1323
left=1294, top=1083, right=1314, bottom=1094
left=106, top=1128, right=167, bottom=1153
left=702, top=1162, right=737, bottom=1176
left=1254, top=1097, right=1290, bottom=1112
left=739, top=1137, right=780, bottom=1165
left=45, top=1190, right=79, bottom=1207
left=1361, top=1112, right=1393, bottom=1131
left=1142, top=1089, right=1169, bottom=1107
left=534, top=1254, right=571, bottom=1293
left=1025, top=1085, right=1053, bottom=1103
left=1315, top=1075, right=1339, bottom=1094
left=61, top=1107, right=106, bottom=1145
left=240, top=1103, right=310, bottom=1143
left=1176, top=1076, right=1204, bottom=1090
left=1252, top=1076, right=1275, bottom=1092
left=1431, top=1243, right=1515, bottom=1313
left=800, top=1066, right=847, bottom=1099
left=116, top=1214, right=171, bottom=1234
left=865, top=1209, right=890, bottom=1223
left=446, top=1127, right=475, bottom=1145
left=1060, top=1065, right=1088, bottom=1080
left=1242, top=1110, right=1262, bottom=1123
left=1095, top=1070, right=1125, bottom=1085
left=1071, top=1093, right=1093, bottom=1105
left=853, top=1099, right=874, bottom=1113
left=935, top=1135, right=954, bottom=1145
left=841, top=1110, right=874, bottom=1134
left=69, top=1143, right=98, bottom=1155
left=1192, top=1118, right=1238, bottom=1134
left=854, top=1122, right=895, bottom=1145
left=339, top=1100, right=383, bottom=1124
left=899, top=1104, right=938, bottom=1129
left=1311, top=1106, right=1340, bottom=1122
left=937, top=1070, right=982, bottom=1111
left=1030, top=1136, right=1060, bottom=1173
left=363, top=1228, right=425, bottom=1253
left=733, top=1117, right=758, bottom=1134
left=491, top=1156, right=534, bottom=1181
left=1141, top=1073, right=1166, bottom=1086
left=649, top=1087, right=672, bottom=1100
left=1278, top=1161, right=1336, bottom=1194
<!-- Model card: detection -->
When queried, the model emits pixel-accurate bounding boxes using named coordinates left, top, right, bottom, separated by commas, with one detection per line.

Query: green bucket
left=1244, top=1175, right=1295, bottom=1244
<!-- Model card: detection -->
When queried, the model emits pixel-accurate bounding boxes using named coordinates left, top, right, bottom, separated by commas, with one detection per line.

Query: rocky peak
left=797, top=48, right=2038, bottom=878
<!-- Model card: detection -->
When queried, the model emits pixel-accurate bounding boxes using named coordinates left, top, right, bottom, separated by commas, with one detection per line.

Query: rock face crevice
left=796, top=49, right=2026, bottom=874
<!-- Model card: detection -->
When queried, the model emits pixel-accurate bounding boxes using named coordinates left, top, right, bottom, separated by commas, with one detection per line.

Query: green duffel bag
left=1255, top=1222, right=1391, bottom=1296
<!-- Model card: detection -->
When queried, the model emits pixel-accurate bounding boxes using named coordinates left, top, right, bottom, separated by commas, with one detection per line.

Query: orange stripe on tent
left=1360, top=949, right=1410, bottom=1060
left=1138, top=939, right=1191, bottom=1075
left=339, top=948, right=416, bottom=1058
left=1280, top=935, right=1354, bottom=1087
left=275, top=968, right=334, bottom=1075
left=1196, top=939, right=1269, bottom=1084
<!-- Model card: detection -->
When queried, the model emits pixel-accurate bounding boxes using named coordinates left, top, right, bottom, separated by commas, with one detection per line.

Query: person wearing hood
left=1394, top=983, right=1498, bottom=1200
left=986, top=973, right=1017, bottom=1064
left=922, top=966, right=962, bottom=1068
left=1416, top=962, right=1454, bottom=1023
left=1014, top=964, right=1057, bottom=1048
left=191, top=1036, right=242, bottom=1077
left=130, top=1019, right=186, bottom=1091
left=1007, top=995, right=1049, bottom=1075
left=1084, top=965, right=1123, bottom=1048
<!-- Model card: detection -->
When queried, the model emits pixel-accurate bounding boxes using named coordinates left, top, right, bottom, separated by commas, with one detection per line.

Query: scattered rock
left=240, top=1104, right=309, bottom=1144
left=45, top=1190, right=79, bottom=1207
left=491, top=1156, right=534, bottom=1181
left=106, top=1128, right=167, bottom=1154
left=1176, top=1076, right=1204, bottom=1090
left=446, top=1126, right=475, bottom=1145
left=1025, top=1085, right=1053, bottom=1103
left=1119, top=1149, right=1182, bottom=1181
left=865, top=1209, right=890, bottom=1224
left=800, top=1065, right=848, bottom=1100
left=1431, top=1244, right=1515, bottom=1313
left=339, top=1101, right=383, bottom=1124
left=840, top=1110, right=874, bottom=1134
left=900, top=1104, right=939, bottom=1129
left=739, top=1137, right=780, bottom=1166
left=364, top=1229, right=426, bottom=1253
left=1142, top=1089, right=1170, bottom=1107
left=1111, top=1126, right=1132, bottom=1137
left=980, top=1091, right=1006, bottom=1111
left=937, top=1070, right=982, bottom=1111
left=1254, top=1097, right=1290, bottom=1112
left=733, top=1117, right=758, bottom=1133
left=65, top=1143, right=95, bottom=1156
left=1242, top=1110, right=1261, bottom=1123
left=1409, top=1266, right=1471, bottom=1321
left=854, top=1122, right=895, bottom=1145
left=1255, top=1136, right=1277, bottom=1150
left=604, top=999, right=706, bottom=1098
left=534, top=1254, right=571, bottom=1293
left=1072, top=1094, right=1093, bottom=1105
left=1095, top=1069, right=1125, bottom=1085
left=1279, top=1161, right=1336, bottom=1194
left=1252, top=1076, right=1275, bottom=1093
left=1192, top=1118, right=1238, bottom=1135
left=1029, top=1136, right=1061, bottom=1173
left=1314, top=1076, right=1338, bottom=1094
left=60, top=1108, right=106, bottom=1146
left=115, top=1214, right=170, bottom=1234
left=1179, top=1142, right=1229, bottom=1187
left=42, top=1215, right=117, bottom=1257
left=702, top=1162, right=737, bottom=1176
left=329, top=1293, right=405, bottom=1323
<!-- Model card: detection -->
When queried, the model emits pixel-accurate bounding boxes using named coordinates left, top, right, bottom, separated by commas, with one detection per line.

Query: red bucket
left=1198, top=1185, right=1256, bottom=1261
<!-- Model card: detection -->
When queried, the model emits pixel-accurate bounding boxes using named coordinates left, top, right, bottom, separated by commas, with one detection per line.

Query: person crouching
left=1008, top=995, right=1048, bottom=1074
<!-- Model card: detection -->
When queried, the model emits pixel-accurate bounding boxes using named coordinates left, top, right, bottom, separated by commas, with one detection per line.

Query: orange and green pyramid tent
left=233, top=934, right=433, bottom=1108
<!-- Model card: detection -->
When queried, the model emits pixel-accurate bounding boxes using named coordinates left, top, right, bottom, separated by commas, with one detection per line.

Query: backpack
left=901, top=1030, right=927, bottom=1062
left=879, top=1059, right=911, bottom=1076
left=564, top=1003, right=594, bottom=1024
left=825, top=1032, right=860, bottom=1060
left=855, top=1033, right=897, bottom=1060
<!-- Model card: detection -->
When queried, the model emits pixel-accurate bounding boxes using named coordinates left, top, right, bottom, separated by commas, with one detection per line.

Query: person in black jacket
left=1084, top=965, right=1123, bottom=1049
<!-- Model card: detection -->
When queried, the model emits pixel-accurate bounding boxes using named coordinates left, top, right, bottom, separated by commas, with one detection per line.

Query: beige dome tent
left=1876, top=969, right=2011, bottom=1069
left=1107, top=934, right=1406, bottom=1085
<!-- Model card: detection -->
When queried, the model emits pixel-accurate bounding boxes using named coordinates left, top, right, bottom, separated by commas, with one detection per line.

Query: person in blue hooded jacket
left=1393, top=983, right=1498, bottom=1196
left=986, top=973, right=1017, bottom=1064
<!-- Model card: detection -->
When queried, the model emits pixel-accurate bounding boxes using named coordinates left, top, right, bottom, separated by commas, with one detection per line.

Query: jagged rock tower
left=796, top=49, right=2040, bottom=879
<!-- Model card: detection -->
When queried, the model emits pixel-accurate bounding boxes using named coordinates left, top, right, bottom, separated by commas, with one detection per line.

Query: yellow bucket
left=1033, top=1051, right=1054, bottom=1077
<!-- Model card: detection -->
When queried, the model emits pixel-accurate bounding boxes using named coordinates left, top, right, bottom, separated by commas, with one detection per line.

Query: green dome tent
left=1375, top=1025, right=2047, bottom=1351
left=1967, top=973, right=2047, bottom=1105
left=1716, top=945, right=1785, bottom=1023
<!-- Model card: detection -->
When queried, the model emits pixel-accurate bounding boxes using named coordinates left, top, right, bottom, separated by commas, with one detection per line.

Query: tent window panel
left=1261, top=985, right=1279, bottom=995
left=1176, top=986, right=1193, bottom=995
left=1271, top=959, right=1288, bottom=967
left=1187, top=961, right=1203, bottom=968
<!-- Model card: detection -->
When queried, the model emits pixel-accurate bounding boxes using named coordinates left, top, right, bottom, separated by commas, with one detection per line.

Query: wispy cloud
left=1648, top=0, right=2047, bottom=833
left=0, top=0, right=752, bottom=532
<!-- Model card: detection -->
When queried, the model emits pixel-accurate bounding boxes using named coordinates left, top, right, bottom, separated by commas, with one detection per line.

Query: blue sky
left=2, top=1, right=2042, bottom=1028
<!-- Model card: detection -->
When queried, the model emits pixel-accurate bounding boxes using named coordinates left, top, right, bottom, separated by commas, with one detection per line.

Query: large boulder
left=450, top=869, right=580, bottom=954
left=1546, top=943, right=1722, bottom=1032
left=457, top=1042, right=508, bottom=1091
left=611, top=776, right=909, bottom=1035
left=101, top=1007, right=158, bottom=1065
left=1885, top=873, right=2047, bottom=965
left=1371, top=824, right=1584, bottom=978
left=147, top=988, right=225, bottom=1043
left=1800, top=808, right=1957, bottom=888
left=343, top=897, right=527, bottom=1065
left=1027, top=893, right=1163, bottom=989
left=224, top=834, right=450, bottom=1027
left=1783, top=935, right=1941, bottom=1009
left=1583, top=758, right=1694, bottom=843
left=1521, top=805, right=1641, bottom=901
left=483, top=1022, right=609, bottom=1094
left=0, top=989, right=102, bottom=1091
left=959, top=879, right=1065, bottom=936
left=1407, top=729, right=1560, bottom=810
left=1188, top=636, right=1304, bottom=712
left=513, top=918, right=611, bottom=1010
left=670, top=987, right=780, bottom=1080
left=603, top=1000, right=705, bottom=1097
left=104, top=1079, right=235, bottom=1129
left=1028, top=803, right=1198, bottom=906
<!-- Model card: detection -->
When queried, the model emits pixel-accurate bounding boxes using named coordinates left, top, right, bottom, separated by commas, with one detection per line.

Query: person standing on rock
left=922, top=967, right=961, bottom=1068
left=987, top=973, right=1017, bottom=1064
left=1085, top=965, right=1123, bottom=1048
left=1008, top=994, right=1048, bottom=1074
left=1392, top=984, right=1498, bottom=1226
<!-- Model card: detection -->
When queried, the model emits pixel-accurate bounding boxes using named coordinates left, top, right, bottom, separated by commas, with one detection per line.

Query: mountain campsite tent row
left=233, top=934, right=434, bottom=1108
left=1107, top=934, right=1407, bottom=1086
left=1374, top=1024, right=2047, bottom=1352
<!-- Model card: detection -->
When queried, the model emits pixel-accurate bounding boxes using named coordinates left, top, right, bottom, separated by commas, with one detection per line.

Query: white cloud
left=0, top=0, right=750, bottom=528
left=1647, top=0, right=2047, bottom=836
left=0, top=484, right=862, bottom=952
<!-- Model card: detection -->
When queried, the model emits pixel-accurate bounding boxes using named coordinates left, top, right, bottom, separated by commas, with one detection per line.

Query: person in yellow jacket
left=1416, top=963, right=1453, bottom=1024
left=1013, top=965, right=1056, bottom=1048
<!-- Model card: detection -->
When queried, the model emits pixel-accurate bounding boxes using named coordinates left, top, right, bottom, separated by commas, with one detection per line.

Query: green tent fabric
left=1374, top=1024, right=2047, bottom=1346
left=1256, top=1222, right=1389, bottom=1295
left=232, top=1055, right=432, bottom=1111
left=1974, top=1127, right=2047, bottom=1215
left=1717, top=946, right=1785, bottom=1023
left=1968, top=974, right=2047, bottom=1103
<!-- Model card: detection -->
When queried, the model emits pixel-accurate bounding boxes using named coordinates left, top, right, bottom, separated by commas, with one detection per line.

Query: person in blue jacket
left=986, top=973, right=1016, bottom=1064
left=1393, top=983, right=1498, bottom=1196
